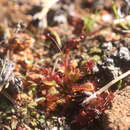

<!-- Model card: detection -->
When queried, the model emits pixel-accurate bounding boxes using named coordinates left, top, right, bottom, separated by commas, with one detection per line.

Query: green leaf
left=25, top=58, right=34, bottom=64
left=83, top=16, right=94, bottom=32
left=112, top=4, right=120, bottom=19
left=43, top=80, right=57, bottom=86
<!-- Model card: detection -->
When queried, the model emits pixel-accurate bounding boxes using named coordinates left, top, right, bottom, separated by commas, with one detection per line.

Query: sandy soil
left=103, top=86, right=130, bottom=130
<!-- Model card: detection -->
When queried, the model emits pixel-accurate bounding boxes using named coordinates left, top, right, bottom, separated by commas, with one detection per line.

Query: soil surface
left=103, top=86, right=130, bottom=130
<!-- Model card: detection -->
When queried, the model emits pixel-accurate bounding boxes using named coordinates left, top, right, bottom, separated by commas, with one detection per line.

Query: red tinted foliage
left=63, top=34, right=85, bottom=50
left=68, top=16, right=84, bottom=35
left=17, top=126, right=23, bottom=130
left=70, top=82, right=95, bottom=93
left=73, top=92, right=114, bottom=126
left=40, top=54, right=114, bottom=126
left=85, top=60, right=95, bottom=73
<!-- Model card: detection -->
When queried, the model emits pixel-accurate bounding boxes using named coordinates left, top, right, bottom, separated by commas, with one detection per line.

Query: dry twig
left=33, top=0, right=59, bottom=28
left=82, top=70, right=130, bottom=105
